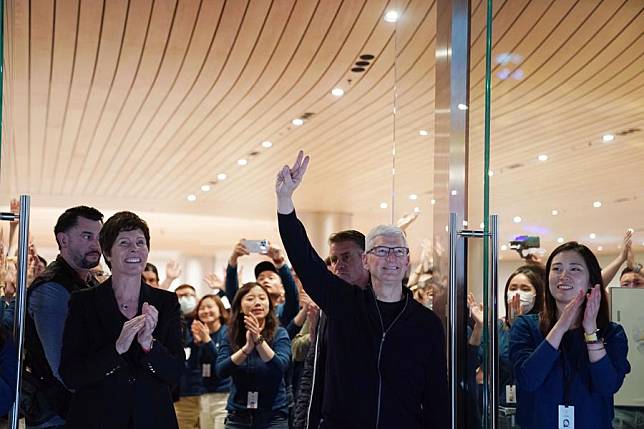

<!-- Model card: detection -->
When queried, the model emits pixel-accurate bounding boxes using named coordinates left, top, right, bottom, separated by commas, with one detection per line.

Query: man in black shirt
left=276, top=151, right=448, bottom=429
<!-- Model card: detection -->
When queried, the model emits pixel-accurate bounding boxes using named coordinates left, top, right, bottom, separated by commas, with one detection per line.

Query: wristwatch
left=584, top=329, right=599, bottom=343
left=254, top=335, right=265, bottom=346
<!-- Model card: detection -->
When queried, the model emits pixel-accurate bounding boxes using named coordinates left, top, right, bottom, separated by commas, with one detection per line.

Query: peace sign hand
left=276, top=151, right=310, bottom=199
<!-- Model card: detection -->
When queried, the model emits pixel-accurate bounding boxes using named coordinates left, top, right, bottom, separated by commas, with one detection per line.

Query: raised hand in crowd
left=276, top=150, right=310, bottom=214
left=137, top=302, right=158, bottom=350
left=396, top=211, right=419, bottom=232
left=307, top=302, right=320, bottom=342
left=467, top=293, right=484, bottom=346
left=508, top=292, right=523, bottom=325
left=158, top=260, right=182, bottom=290
left=228, top=240, right=250, bottom=267
left=601, top=229, right=633, bottom=286
left=266, top=244, right=286, bottom=267
left=203, top=272, right=224, bottom=291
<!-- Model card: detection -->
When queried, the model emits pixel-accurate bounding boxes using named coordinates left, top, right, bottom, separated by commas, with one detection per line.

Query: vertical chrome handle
left=9, top=195, right=30, bottom=429
left=448, top=212, right=458, bottom=429
left=489, top=214, right=499, bottom=429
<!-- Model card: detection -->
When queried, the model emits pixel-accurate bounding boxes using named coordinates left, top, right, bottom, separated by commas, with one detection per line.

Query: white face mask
left=178, top=296, right=197, bottom=315
left=507, top=290, right=536, bottom=313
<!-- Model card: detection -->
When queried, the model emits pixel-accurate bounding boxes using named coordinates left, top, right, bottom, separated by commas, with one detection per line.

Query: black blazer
left=60, top=279, right=184, bottom=429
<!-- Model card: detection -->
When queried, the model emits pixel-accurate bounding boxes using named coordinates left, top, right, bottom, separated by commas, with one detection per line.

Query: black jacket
left=279, top=211, right=449, bottom=429
left=24, top=255, right=95, bottom=424
left=293, top=310, right=327, bottom=429
left=60, top=279, right=184, bottom=429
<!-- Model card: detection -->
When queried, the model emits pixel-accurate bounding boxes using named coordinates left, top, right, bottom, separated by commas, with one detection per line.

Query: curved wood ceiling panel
left=1, top=0, right=642, bottom=255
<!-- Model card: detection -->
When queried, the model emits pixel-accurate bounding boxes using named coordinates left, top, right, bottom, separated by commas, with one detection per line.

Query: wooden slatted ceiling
left=1, top=0, right=642, bottom=257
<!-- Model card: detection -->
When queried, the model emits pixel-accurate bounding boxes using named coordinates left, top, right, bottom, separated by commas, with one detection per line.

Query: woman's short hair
left=539, top=241, right=609, bottom=336
left=365, top=225, right=407, bottom=251
left=196, top=294, right=228, bottom=326
left=99, top=211, right=150, bottom=268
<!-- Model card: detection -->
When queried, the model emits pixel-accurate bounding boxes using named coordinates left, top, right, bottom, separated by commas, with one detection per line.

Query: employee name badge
left=247, top=391, right=259, bottom=409
left=558, top=405, right=574, bottom=429
left=505, top=385, right=516, bottom=404
left=201, top=364, right=211, bottom=378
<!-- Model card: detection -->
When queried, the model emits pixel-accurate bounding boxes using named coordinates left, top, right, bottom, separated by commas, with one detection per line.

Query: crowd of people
left=0, top=152, right=640, bottom=428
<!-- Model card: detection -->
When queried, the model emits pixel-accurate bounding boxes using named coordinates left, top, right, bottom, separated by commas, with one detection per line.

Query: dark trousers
left=224, top=410, right=289, bottom=429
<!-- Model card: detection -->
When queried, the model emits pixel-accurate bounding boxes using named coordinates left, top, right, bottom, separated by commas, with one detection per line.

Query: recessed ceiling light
left=589, top=233, right=596, bottom=239
left=292, top=118, right=304, bottom=126
left=597, top=246, right=603, bottom=251
left=462, top=220, right=468, bottom=227
left=480, top=222, right=485, bottom=229
left=430, top=199, right=436, bottom=205
left=200, top=184, right=211, bottom=192
left=187, top=194, right=197, bottom=202
left=488, top=170, right=494, bottom=176
left=419, top=130, right=429, bottom=136
left=384, top=10, right=399, bottom=22
left=501, top=245, right=508, bottom=251
left=380, top=202, right=388, bottom=209
left=551, top=209, right=559, bottom=216
left=413, top=207, right=420, bottom=213
left=457, top=103, right=468, bottom=111
left=217, top=173, right=227, bottom=181
left=331, top=87, right=344, bottom=97
left=451, top=190, right=458, bottom=196
left=557, top=237, right=564, bottom=244
left=237, top=159, right=248, bottom=166
left=593, top=201, right=602, bottom=208
left=261, top=140, right=272, bottom=148
left=409, top=194, right=418, bottom=200
left=538, top=154, right=549, bottom=161
left=513, top=216, right=522, bottom=223
left=602, top=134, right=615, bottom=143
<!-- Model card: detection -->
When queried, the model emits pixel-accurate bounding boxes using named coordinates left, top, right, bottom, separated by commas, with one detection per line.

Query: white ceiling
left=1, top=0, right=643, bottom=260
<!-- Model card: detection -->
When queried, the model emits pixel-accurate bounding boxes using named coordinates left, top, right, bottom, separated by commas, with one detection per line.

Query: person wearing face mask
left=176, top=284, right=199, bottom=318
left=510, top=242, right=630, bottom=429
left=176, top=294, right=231, bottom=429
left=216, top=283, right=291, bottom=429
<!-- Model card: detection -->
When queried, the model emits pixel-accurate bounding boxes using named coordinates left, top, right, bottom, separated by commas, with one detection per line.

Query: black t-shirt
left=376, top=299, right=405, bottom=331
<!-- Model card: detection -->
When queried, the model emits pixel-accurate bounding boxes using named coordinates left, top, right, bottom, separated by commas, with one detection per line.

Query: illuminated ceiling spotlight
left=597, top=246, right=603, bottom=251
left=413, top=207, right=420, bottom=213
left=409, top=194, right=418, bottom=200
left=457, top=104, right=468, bottom=111
left=537, top=154, right=548, bottom=161
left=261, top=140, right=272, bottom=148
left=589, top=233, right=596, bottom=239
left=237, top=159, right=248, bottom=166
left=187, top=194, right=197, bottom=202
left=488, top=170, right=494, bottom=177
left=200, top=184, right=211, bottom=192
left=501, top=245, right=508, bottom=251
left=419, top=130, right=430, bottom=136
left=430, top=198, right=436, bottom=205
left=513, top=216, right=522, bottom=223
left=602, top=134, right=615, bottom=143
left=593, top=201, right=602, bottom=208
left=380, top=202, right=389, bottom=209
left=292, top=118, right=304, bottom=126
left=331, top=87, right=344, bottom=97
left=384, top=10, right=399, bottom=22
left=217, top=173, right=227, bottom=181
left=557, top=237, right=564, bottom=244
left=551, top=209, right=558, bottom=216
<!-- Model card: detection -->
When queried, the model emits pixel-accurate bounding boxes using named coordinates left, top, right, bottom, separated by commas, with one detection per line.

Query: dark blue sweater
left=180, top=324, right=231, bottom=396
left=215, top=327, right=291, bottom=413
left=278, top=211, right=449, bottom=429
left=0, top=335, right=17, bottom=416
left=510, top=314, right=630, bottom=429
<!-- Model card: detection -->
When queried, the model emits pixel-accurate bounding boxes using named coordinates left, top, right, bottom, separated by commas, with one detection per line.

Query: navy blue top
left=225, top=264, right=299, bottom=328
left=215, top=327, right=291, bottom=413
left=509, top=314, right=630, bottom=429
left=0, top=335, right=17, bottom=416
left=180, top=324, right=231, bottom=396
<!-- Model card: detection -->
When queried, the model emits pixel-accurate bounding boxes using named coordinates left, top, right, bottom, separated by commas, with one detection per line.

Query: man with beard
left=24, top=206, right=103, bottom=429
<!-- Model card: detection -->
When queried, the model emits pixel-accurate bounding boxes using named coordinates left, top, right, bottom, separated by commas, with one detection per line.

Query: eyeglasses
left=367, top=246, right=409, bottom=258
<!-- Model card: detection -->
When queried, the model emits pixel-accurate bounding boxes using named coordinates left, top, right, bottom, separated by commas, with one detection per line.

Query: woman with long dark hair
left=510, top=242, right=630, bottom=428
left=216, top=283, right=290, bottom=429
